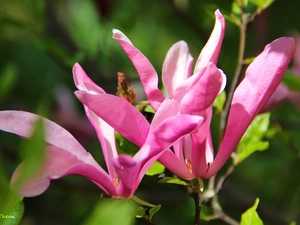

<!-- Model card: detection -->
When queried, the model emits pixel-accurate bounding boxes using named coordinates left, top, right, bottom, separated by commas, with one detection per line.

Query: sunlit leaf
left=232, top=1, right=242, bottom=15
left=249, top=0, right=274, bottom=9
left=146, top=161, right=165, bottom=176
left=235, top=113, right=270, bottom=165
left=157, top=176, right=190, bottom=186
left=212, top=91, right=226, bottom=112
left=282, top=71, right=300, bottom=92
left=241, top=198, right=264, bottom=225
left=82, top=199, right=136, bottom=225
left=115, top=132, right=140, bottom=156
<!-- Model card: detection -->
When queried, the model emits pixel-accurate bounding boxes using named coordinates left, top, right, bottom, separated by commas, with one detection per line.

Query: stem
left=192, top=192, right=201, bottom=225
left=220, top=13, right=248, bottom=138
left=132, top=195, right=156, bottom=207
left=215, top=164, right=235, bottom=194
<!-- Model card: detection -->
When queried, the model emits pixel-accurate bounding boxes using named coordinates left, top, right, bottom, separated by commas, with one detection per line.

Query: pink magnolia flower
left=87, top=10, right=295, bottom=181
left=0, top=68, right=203, bottom=198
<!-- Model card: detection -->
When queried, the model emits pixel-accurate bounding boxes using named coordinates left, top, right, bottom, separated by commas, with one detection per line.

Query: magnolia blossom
left=83, top=10, right=295, bottom=181
left=0, top=67, right=203, bottom=198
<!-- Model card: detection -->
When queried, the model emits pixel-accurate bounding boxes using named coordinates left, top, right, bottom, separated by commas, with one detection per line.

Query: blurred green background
left=0, top=0, right=299, bottom=224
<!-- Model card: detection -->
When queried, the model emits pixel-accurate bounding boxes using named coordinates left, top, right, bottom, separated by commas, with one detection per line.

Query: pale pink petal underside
left=73, top=63, right=105, bottom=94
left=162, top=41, right=193, bottom=98
left=11, top=146, right=116, bottom=197
left=0, top=110, right=101, bottom=169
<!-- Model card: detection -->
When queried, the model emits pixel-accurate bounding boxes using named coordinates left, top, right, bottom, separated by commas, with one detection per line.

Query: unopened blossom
left=89, top=10, right=296, bottom=181
left=0, top=65, right=203, bottom=198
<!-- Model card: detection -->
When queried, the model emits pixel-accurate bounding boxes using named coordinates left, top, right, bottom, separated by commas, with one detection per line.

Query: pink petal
left=158, top=150, right=195, bottom=180
left=162, top=41, right=193, bottom=98
left=205, top=37, right=296, bottom=178
left=134, top=114, right=203, bottom=183
left=194, top=10, right=226, bottom=74
left=73, top=63, right=118, bottom=177
left=11, top=146, right=116, bottom=197
left=73, top=63, right=105, bottom=94
left=75, top=91, right=149, bottom=147
left=179, top=63, right=226, bottom=114
left=0, top=111, right=101, bottom=170
left=83, top=107, right=118, bottom=178
left=112, top=29, right=165, bottom=111
left=112, top=114, right=203, bottom=197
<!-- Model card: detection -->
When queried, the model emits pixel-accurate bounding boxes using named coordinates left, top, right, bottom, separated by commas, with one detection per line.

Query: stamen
left=113, top=173, right=120, bottom=189
left=185, top=158, right=192, bottom=173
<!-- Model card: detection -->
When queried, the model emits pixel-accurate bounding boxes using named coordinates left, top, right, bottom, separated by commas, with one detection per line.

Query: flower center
left=113, top=173, right=120, bottom=189
left=185, top=158, right=192, bottom=173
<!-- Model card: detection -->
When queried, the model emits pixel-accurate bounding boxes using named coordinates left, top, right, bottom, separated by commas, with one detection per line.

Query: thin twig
left=192, top=192, right=201, bottom=225
left=215, top=164, right=236, bottom=193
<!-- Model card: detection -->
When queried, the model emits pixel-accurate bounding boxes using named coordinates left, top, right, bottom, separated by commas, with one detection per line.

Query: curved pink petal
left=134, top=114, right=204, bottom=162
left=73, top=63, right=118, bottom=177
left=11, top=146, right=116, bottom=197
left=162, top=41, right=193, bottom=98
left=205, top=37, right=296, bottom=178
left=194, top=10, right=226, bottom=74
left=180, top=63, right=226, bottom=114
left=0, top=110, right=101, bottom=170
left=158, top=150, right=195, bottom=180
left=150, top=98, right=180, bottom=132
left=84, top=107, right=118, bottom=178
left=75, top=91, right=149, bottom=147
left=112, top=114, right=203, bottom=197
left=112, top=29, right=165, bottom=111
left=73, top=63, right=105, bottom=94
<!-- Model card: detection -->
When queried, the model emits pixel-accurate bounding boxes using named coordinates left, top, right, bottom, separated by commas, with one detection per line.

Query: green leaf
left=115, top=132, right=139, bottom=156
left=199, top=203, right=214, bottom=221
left=13, top=118, right=46, bottom=191
left=249, top=0, right=274, bottom=9
left=241, top=198, right=264, bottom=225
left=282, top=71, right=300, bottom=92
left=157, top=177, right=190, bottom=186
left=149, top=204, right=161, bottom=221
left=82, top=199, right=136, bottom=225
left=235, top=113, right=270, bottom=165
left=135, top=207, right=146, bottom=219
left=0, top=168, right=24, bottom=225
left=212, top=91, right=226, bottom=112
left=243, top=57, right=256, bottom=65
left=232, top=1, right=242, bottom=15
left=146, top=161, right=165, bottom=176
left=289, top=222, right=296, bottom=225
left=0, top=63, right=17, bottom=102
